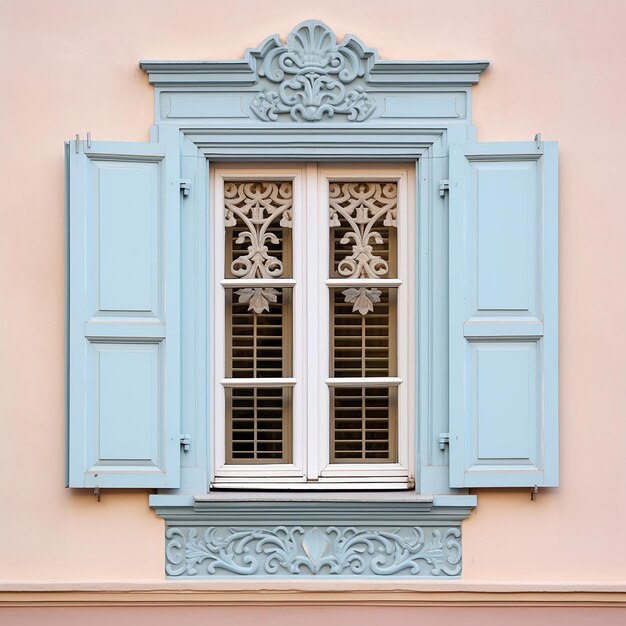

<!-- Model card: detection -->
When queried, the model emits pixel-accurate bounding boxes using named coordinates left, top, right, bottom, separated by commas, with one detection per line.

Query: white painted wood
left=325, top=377, right=403, bottom=387
left=210, top=481, right=411, bottom=490
left=317, top=164, right=415, bottom=484
left=305, top=163, right=324, bottom=480
left=212, top=165, right=308, bottom=481
left=325, top=279, right=402, bottom=287
left=220, top=279, right=297, bottom=288
left=211, top=163, right=415, bottom=488
left=220, top=378, right=297, bottom=387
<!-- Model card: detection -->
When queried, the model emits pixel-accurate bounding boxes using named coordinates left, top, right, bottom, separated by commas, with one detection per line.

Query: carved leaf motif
left=302, top=527, right=329, bottom=568
left=236, top=287, right=279, bottom=314
left=342, top=287, right=382, bottom=315
left=250, top=21, right=377, bottom=122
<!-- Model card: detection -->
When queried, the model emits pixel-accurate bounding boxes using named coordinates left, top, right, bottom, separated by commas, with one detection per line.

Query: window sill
left=150, top=492, right=476, bottom=509
left=151, top=493, right=475, bottom=578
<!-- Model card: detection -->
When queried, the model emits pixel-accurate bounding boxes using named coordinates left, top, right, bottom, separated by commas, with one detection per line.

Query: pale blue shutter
left=448, top=141, right=558, bottom=488
left=67, top=140, right=180, bottom=488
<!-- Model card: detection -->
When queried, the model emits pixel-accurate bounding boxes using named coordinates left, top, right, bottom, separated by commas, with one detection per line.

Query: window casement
left=212, top=163, right=415, bottom=489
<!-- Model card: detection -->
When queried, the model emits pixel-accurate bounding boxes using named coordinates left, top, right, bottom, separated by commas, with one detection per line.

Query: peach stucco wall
left=1, top=0, right=626, bottom=586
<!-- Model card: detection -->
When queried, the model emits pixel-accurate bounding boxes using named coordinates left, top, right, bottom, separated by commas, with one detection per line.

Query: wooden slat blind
left=331, top=387, right=397, bottom=462
left=331, top=288, right=396, bottom=378
left=226, top=289, right=292, bottom=379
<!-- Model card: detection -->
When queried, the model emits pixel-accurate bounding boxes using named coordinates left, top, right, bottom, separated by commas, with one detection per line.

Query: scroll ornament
left=165, top=525, right=462, bottom=577
left=225, top=181, right=292, bottom=314
left=330, top=182, right=397, bottom=314
left=250, top=21, right=377, bottom=122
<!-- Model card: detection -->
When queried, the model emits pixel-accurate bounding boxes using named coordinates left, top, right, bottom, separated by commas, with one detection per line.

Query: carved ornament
left=165, top=524, right=461, bottom=577
left=250, top=21, right=377, bottom=122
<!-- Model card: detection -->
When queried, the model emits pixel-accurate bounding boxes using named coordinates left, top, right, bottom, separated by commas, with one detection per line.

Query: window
left=212, top=164, right=415, bottom=489
left=66, top=22, right=558, bottom=506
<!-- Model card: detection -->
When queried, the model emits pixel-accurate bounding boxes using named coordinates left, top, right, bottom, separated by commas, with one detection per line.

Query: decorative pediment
left=248, top=20, right=377, bottom=122
left=140, top=20, right=488, bottom=125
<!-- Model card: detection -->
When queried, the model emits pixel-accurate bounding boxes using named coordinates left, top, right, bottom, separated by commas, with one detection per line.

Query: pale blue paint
left=476, top=164, right=535, bottom=312
left=449, top=141, right=558, bottom=488
left=96, top=343, right=158, bottom=461
left=68, top=140, right=180, bottom=488
left=96, top=163, right=159, bottom=313
left=381, top=94, right=464, bottom=119
left=164, top=94, right=248, bottom=119
left=474, top=342, right=535, bottom=461
left=152, top=496, right=474, bottom=578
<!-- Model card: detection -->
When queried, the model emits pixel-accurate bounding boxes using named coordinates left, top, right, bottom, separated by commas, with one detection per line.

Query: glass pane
left=330, top=287, right=396, bottom=378
left=329, top=181, right=397, bottom=279
left=226, top=387, right=292, bottom=464
left=331, top=387, right=397, bottom=463
left=224, top=181, right=293, bottom=279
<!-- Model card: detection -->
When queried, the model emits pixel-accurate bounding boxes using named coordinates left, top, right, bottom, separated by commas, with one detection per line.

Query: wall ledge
left=1, top=582, right=625, bottom=607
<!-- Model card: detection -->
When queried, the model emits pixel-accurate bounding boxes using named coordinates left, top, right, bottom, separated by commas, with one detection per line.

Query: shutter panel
left=448, top=141, right=558, bottom=488
left=67, top=140, right=180, bottom=488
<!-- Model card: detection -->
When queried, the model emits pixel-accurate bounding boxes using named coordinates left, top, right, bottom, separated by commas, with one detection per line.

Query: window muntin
left=212, top=164, right=414, bottom=488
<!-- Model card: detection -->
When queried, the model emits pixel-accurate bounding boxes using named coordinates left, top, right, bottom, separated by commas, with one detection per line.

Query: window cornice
left=139, top=19, right=488, bottom=127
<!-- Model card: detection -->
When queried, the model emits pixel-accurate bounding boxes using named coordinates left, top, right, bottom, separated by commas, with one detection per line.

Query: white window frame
left=211, top=163, right=415, bottom=489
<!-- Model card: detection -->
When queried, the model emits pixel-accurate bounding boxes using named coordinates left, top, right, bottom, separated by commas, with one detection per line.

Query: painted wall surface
left=2, top=606, right=626, bottom=626
left=1, top=0, right=626, bottom=585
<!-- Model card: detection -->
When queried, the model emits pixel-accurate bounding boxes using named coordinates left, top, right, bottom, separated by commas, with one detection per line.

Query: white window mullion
left=305, top=162, right=328, bottom=481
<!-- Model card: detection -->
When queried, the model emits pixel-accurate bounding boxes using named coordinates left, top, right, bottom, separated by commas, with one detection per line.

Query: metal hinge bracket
left=439, top=180, right=450, bottom=197
left=438, top=432, right=450, bottom=450
left=180, top=434, right=191, bottom=452
left=180, top=179, right=191, bottom=197
left=407, top=475, right=416, bottom=490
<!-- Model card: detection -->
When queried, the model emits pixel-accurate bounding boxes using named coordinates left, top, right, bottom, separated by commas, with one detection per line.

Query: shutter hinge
left=180, top=179, right=191, bottom=197
left=439, top=180, right=450, bottom=197
left=438, top=432, right=450, bottom=450
left=407, top=475, right=416, bottom=490
left=180, top=434, right=191, bottom=452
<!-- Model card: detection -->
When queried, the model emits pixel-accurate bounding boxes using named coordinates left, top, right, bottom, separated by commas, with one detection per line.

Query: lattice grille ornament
left=329, top=182, right=397, bottom=278
left=330, top=182, right=397, bottom=314
left=225, top=181, right=293, bottom=280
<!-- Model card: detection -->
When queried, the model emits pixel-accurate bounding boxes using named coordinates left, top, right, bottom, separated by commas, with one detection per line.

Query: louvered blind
left=222, top=181, right=293, bottom=464
left=328, top=182, right=399, bottom=463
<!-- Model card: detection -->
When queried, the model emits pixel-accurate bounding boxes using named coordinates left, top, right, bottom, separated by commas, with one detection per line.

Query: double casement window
left=212, top=165, right=414, bottom=488
left=66, top=22, right=559, bottom=504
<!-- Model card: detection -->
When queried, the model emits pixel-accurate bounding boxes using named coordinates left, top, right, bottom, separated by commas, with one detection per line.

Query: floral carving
left=342, top=287, right=382, bottom=315
left=330, top=182, right=397, bottom=280
left=165, top=525, right=462, bottom=577
left=225, top=181, right=293, bottom=279
left=225, top=181, right=292, bottom=311
left=250, top=21, right=377, bottom=122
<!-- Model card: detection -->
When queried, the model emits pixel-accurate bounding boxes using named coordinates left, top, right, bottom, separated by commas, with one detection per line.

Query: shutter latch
left=438, top=432, right=450, bottom=450
left=180, top=179, right=191, bottom=197
left=439, top=180, right=450, bottom=197
left=180, top=434, right=191, bottom=452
